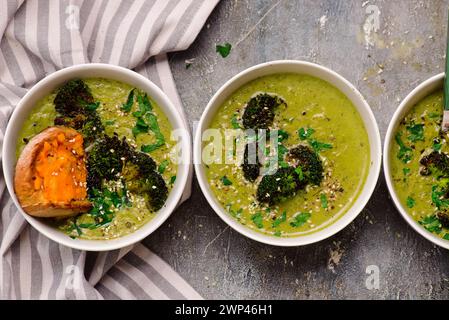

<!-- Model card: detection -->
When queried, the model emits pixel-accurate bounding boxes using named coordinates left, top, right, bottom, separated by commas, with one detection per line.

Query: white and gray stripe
left=0, top=0, right=219, bottom=300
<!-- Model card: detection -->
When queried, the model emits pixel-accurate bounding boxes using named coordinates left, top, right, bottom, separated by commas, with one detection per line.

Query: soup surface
left=391, top=90, right=449, bottom=240
left=204, top=73, right=370, bottom=237
left=16, top=78, right=177, bottom=240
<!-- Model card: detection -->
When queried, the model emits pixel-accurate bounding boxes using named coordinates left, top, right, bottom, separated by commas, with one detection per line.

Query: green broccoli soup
left=16, top=78, right=177, bottom=240
left=390, top=90, right=449, bottom=240
left=204, top=73, right=370, bottom=237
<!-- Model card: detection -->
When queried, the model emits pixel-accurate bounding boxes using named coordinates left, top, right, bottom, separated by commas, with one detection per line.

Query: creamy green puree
left=391, top=90, right=449, bottom=240
left=205, top=73, right=370, bottom=237
left=16, top=78, right=177, bottom=240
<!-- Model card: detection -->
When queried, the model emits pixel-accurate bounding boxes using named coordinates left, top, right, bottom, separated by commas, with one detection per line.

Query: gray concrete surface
left=144, top=0, right=449, bottom=299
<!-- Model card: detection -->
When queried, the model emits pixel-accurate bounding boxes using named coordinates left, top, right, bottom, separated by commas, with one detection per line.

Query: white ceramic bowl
left=384, top=73, right=449, bottom=250
left=194, top=60, right=382, bottom=246
left=3, top=63, right=191, bottom=251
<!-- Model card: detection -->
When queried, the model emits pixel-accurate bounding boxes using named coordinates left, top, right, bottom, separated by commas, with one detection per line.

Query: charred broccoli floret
left=80, top=113, right=104, bottom=143
left=128, top=151, right=157, bottom=176
left=256, top=167, right=304, bottom=205
left=420, top=151, right=449, bottom=177
left=54, top=79, right=94, bottom=116
left=54, top=79, right=104, bottom=144
left=123, top=161, right=167, bottom=211
left=87, top=134, right=168, bottom=211
left=126, top=170, right=168, bottom=211
left=242, top=142, right=260, bottom=182
left=242, top=93, right=285, bottom=129
left=287, top=145, right=324, bottom=185
left=86, top=135, right=124, bottom=187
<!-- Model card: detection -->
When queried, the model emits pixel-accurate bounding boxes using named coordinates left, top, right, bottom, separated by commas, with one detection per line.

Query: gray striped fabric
left=0, top=0, right=219, bottom=300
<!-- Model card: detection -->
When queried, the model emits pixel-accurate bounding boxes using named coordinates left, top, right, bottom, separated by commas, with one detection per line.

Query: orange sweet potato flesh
left=14, top=127, right=92, bottom=218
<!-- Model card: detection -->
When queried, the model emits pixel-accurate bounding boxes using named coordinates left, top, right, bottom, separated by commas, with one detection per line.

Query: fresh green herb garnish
left=141, top=112, right=165, bottom=152
left=132, top=123, right=149, bottom=140
left=403, top=167, right=411, bottom=175
left=395, top=132, right=412, bottom=163
left=406, top=196, right=415, bottom=208
left=121, top=89, right=135, bottom=112
left=320, top=194, right=328, bottom=209
left=431, top=184, right=449, bottom=209
left=290, top=212, right=311, bottom=228
left=298, top=127, right=332, bottom=153
left=309, top=139, right=333, bottom=153
left=295, top=166, right=304, bottom=181
left=130, top=92, right=165, bottom=152
left=231, top=115, right=241, bottom=129
left=85, top=101, right=100, bottom=111
left=105, top=120, right=115, bottom=126
left=272, top=211, right=287, bottom=228
left=158, top=160, right=170, bottom=174
left=221, top=176, right=233, bottom=186
left=132, top=117, right=149, bottom=137
left=251, top=212, right=264, bottom=228
left=298, top=127, right=315, bottom=140
left=406, top=123, right=424, bottom=142
left=444, top=233, right=449, bottom=240
left=277, top=144, right=288, bottom=160
left=279, top=161, right=289, bottom=168
left=85, top=187, right=129, bottom=230
left=277, top=130, right=289, bottom=141
left=419, top=215, right=442, bottom=234
left=137, top=93, right=152, bottom=114
left=433, top=140, right=442, bottom=151
left=274, top=230, right=282, bottom=237
left=169, top=175, right=177, bottom=185
left=216, top=42, right=232, bottom=58
left=226, top=204, right=243, bottom=217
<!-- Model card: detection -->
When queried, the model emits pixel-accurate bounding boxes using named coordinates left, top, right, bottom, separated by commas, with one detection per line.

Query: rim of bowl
left=194, top=60, right=382, bottom=247
left=3, top=63, right=191, bottom=251
left=384, top=73, right=449, bottom=250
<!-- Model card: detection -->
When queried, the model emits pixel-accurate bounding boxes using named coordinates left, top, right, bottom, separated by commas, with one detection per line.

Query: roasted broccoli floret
left=128, top=151, right=157, bottom=176
left=54, top=79, right=94, bottom=116
left=86, top=134, right=168, bottom=210
left=242, top=142, right=260, bottom=182
left=126, top=171, right=168, bottom=211
left=287, top=145, right=324, bottom=185
left=256, top=167, right=304, bottom=205
left=54, top=79, right=105, bottom=144
left=242, top=93, right=285, bottom=129
left=86, top=135, right=124, bottom=187
left=123, top=162, right=167, bottom=211
left=420, top=151, right=449, bottom=177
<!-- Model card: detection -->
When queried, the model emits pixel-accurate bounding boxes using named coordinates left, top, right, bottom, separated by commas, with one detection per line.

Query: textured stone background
left=144, top=0, right=449, bottom=299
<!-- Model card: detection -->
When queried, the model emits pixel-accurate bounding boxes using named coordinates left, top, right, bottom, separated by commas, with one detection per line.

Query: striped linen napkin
left=0, top=0, right=219, bottom=299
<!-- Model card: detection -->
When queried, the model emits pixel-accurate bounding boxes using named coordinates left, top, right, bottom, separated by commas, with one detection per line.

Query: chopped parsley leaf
left=251, top=212, right=264, bottom=228
left=216, top=42, right=232, bottom=58
left=395, top=132, right=412, bottom=163
left=290, top=212, right=311, bottom=228
left=298, top=127, right=315, bottom=140
left=231, top=115, right=241, bottom=129
left=158, top=160, right=170, bottom=174
left=320, top=193, right=328, bottom=209
left=272, top=211, right=287, bottom=228
left=406, top=196, right=415, bottom=208
left=419, top=215, right=442, bottom=234
left=221, top=176, right=233, bottom=186
left=406, top=123, right=424, bottom=142
left=121, top=89, right=135, bottom=112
